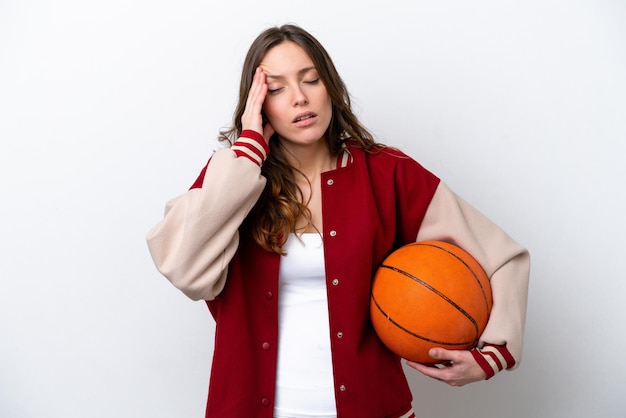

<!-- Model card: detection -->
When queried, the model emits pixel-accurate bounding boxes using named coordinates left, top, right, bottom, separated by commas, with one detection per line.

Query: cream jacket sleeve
left=146, top=134, right=268, bottom=301
left=416, top=182, right=531, bottom=366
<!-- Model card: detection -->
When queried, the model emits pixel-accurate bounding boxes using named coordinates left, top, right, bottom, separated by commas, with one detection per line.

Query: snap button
left=329, top=230, right=337, bottom=237
left=326, top=179, right=334, bottom=185
left=332, top=278, right=339, bottom=286
left=339, top=385, right=346, bottom=392
left=337, top=332, right=343, bottom=338
left=265, top=291, right=273, bottom=300
left=262, top=342, right=271, bottom=351
left=261, top=397, right=270, bottom=407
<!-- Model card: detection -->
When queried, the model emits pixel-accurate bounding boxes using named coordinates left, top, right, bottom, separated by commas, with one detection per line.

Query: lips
left=292, top=112, right=317, bottom=123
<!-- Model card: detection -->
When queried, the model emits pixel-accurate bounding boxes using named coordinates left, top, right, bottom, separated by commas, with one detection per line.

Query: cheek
left=320, top=94, right=333, bottom=119
left=262, top=100, right=282, bottom=124
left=315, top=88, right=332, bottom=112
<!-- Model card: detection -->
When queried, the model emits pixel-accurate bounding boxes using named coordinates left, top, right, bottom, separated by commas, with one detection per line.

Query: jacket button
left=326, top=179, right=334, bottom=185
left=265, top=291, right=273, bottom=300
left=329, top=230, right=337, bottom=237
left=332, top=278, right=339, bottom=286
left=262, top=342, right=271, bottom=351
left=339, top=384, right=346, bottom=392
left=261, top=397, right=270, bottom=407
left=337, top=332, right=343, bottom=338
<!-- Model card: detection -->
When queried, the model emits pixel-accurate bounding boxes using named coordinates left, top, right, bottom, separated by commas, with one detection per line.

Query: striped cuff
left=470, top=344, right=516, bottom=380
left=231, top=130, right=270, bottom=166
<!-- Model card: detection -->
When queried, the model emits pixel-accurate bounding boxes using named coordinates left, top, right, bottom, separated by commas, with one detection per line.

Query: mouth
left=292, top=112, right=317, bottom=123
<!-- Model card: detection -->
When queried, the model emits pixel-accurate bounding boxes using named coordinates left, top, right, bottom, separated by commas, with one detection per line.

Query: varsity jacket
left=146, top=131, right=530, bottom=418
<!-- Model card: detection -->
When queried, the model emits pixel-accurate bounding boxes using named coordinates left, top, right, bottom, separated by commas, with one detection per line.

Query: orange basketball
left=370, top=240, right=492, bottom=364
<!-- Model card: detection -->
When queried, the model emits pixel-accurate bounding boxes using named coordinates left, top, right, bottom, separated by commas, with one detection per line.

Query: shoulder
left=340, top=141, right=440, bottom=199
left=343, top=141, right=434, bottom=175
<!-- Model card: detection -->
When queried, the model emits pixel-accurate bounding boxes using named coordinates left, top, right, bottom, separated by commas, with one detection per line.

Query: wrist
left=232, top=130, right=270, bottom=166
left=240, top=129, right=264, bottom=142
left=470, top=344, right=516, bottom=380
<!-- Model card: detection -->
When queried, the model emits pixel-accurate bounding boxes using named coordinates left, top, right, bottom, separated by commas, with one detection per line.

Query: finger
left=244, top=69, right=261, bottom=109
left=428, top=347, right=456, bottom=363
left=263, top=122, right=275, bottom=143
left=248, top=68, right=267, bottom=108
left=242, top=68, right=267, bottom=133
left=406, top=361, right=448, bottom=381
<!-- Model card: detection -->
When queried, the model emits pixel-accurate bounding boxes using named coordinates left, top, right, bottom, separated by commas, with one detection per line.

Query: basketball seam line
left=411, top=242, right=491, bottom=314
left=371, top=293, right=479, bottom=346
left=377, top=263, right=480, bottom=343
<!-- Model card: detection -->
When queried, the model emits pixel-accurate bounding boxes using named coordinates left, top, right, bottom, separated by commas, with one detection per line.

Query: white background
left=1, top=0, right=625, bottom=417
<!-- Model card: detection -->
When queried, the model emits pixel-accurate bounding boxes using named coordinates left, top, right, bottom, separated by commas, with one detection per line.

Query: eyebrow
left=265, top=66, right=317, bottom=81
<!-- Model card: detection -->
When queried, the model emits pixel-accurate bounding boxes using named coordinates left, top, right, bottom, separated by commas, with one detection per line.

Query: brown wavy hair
left=219, top=24, right=378, bottom=254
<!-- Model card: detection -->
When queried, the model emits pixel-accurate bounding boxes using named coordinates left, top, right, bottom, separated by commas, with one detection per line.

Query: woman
left=146, top=24, right=530, bottom=418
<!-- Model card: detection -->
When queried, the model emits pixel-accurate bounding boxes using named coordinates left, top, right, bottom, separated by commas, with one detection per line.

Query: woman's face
left=260, top=41, right=332, bottom=147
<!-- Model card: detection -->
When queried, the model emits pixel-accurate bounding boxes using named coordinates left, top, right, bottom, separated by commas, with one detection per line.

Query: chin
left=277, top=129, right=327, bottom=146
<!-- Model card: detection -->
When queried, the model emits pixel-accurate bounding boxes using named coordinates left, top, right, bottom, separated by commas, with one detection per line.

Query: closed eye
left=304, top=78, right=320, bottom=85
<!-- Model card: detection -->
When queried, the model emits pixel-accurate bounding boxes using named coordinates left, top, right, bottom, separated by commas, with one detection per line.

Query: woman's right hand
left=241, top=67, right=275, bottom=144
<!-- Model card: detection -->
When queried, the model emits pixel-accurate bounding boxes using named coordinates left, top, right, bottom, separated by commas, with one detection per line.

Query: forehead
left=259, top=41, right=316, bottom=76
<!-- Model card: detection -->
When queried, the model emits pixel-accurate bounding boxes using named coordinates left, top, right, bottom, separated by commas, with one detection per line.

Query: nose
left=292, top=85, right=308, bottom=106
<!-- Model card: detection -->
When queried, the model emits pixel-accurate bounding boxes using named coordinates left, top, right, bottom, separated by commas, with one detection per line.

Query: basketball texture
left=370, top=240, right=492, bottom=364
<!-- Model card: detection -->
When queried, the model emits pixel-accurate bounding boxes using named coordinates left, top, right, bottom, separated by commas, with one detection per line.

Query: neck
left=282, top=139, right=335, bottom=179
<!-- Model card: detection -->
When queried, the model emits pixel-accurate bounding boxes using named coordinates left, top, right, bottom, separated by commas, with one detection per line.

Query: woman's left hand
left=406, top=348, right=486, bottom=387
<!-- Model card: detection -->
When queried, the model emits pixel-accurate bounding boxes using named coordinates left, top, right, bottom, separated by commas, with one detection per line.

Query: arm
left=146, top=131, right=269, bottom=301
left=146, top=67, right=274, bottom=301
left=408, top=182, right=530, bottom=383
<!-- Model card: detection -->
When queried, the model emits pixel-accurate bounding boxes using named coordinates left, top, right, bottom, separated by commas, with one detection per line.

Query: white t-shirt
left=274, top=233, right=337, bottom=418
